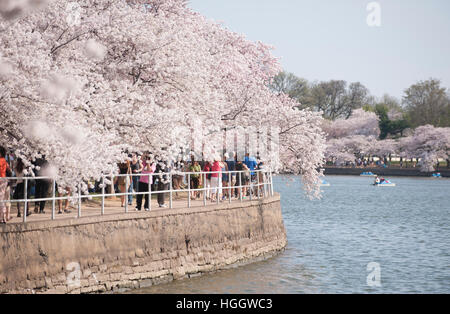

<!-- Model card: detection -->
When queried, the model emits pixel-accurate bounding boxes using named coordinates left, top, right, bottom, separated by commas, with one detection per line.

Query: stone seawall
left=0, top=194, right=286, bottom=294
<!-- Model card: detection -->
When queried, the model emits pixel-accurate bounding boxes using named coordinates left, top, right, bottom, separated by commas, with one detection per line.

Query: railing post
left=101, top=176, right=105, bottom=215
left=239, top=172, right=243, bottom=202
left=23, top=178, right=28, bottom=223
left=249, top=174, right=253, bottom=201
left=111, top=175, right=114, bottom=199
left=148, top=174, right=151, bottom=211
left=229, top=171, right=232, bottom=204
left=270, top=171, right=274, bottom=197
left=169, top=173, right=173, bottom=209
left=51, top=179, right=56, bottom=220
left=188, top=173, right=191, bottom=208
left=77, top=183, right=81, bottom=218
left=257, top=172, right=261, bottom=199
left=263, top=171, right=267, bottom=198
left=203, top=172, right=206, bottom=207
left=216, top=172, right=219, bottom=205
left=125, top=174, right=128, bottom=214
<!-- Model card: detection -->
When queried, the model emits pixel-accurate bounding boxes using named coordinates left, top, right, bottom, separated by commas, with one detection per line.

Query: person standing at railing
left=221, top=155, right=229, bottom=201
left=128, top=153, right=142, bottom=206
left=136, top=152, right=156, bottom=211
left=155, top=159, right=170, bottom=208
left=0, top=146, right=12, bottom=224
left=57, top=186, right=72, bottom=214
left=115, top=160, right=131, bottom=207
left=210, top=158, right=221, bottom=202
left=235, top=160, right=250, bottom=199
left=244, top=153, right=257, bottom=183
left=172, top=157, right=185, bottom=199
left=203, top=161, right=212, bottom=200
left=13, top=158, right=28, bottom=218
left=189, top=159, right=202, bottom=200
left=225, top=152, right=237, bottom=199
left=33, top=156, right=50, bottom=214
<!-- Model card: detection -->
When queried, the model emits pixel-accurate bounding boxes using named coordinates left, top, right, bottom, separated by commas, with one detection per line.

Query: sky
left=188, top=0, right=450, bottom=100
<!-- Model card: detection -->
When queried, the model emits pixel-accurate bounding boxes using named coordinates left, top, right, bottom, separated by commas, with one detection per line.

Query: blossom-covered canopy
left=0, top=0, right=326, bottom=197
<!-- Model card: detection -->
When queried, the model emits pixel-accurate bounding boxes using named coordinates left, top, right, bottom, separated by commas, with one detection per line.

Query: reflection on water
left=131, top=257, right=318, bottom=294
left=132, top=175, right=450, bottom=294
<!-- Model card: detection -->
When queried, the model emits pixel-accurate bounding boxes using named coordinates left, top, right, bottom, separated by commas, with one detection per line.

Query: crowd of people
left=0, top=145, right=269, bottom=224
left=115, top=151, right=267, bottom=211
left=0, top=146, right=75, bottom=224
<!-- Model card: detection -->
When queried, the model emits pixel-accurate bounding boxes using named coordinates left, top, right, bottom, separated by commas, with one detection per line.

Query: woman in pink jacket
left=136, top=152, right=156, bottom=211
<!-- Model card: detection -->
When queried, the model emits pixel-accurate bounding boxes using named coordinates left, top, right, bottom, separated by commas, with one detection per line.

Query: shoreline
left=322, top=167, right=450, bottom=178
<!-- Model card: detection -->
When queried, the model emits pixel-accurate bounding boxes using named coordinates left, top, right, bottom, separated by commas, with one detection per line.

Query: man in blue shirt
left=244, top=153, right=257, bottom=181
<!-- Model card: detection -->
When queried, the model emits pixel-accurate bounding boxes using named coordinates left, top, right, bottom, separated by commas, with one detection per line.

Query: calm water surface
left=133, top=175, right=450, bottom=294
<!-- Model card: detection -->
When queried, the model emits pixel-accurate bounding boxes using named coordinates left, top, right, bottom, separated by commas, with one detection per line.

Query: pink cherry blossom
left=0, top=0, right=326, bottom=197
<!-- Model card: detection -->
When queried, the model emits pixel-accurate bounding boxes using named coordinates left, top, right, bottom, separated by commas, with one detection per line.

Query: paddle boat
left=373, top=179, right=396, bottom=187
left=360, top=171, right=377, bottom=177
left=320, top=179, right=331, bottom=187
left=432, top=173, right=442, bottom=178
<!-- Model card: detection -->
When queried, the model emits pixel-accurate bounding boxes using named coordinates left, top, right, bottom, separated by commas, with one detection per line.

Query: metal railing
left=0, top=169, right=274, bottom=224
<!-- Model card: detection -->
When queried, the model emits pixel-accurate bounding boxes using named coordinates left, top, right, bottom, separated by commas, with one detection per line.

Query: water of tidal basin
left=132, top=175, right=450, bottom=294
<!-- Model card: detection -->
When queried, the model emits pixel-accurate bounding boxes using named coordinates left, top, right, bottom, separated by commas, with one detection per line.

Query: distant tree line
left=270, top=73, right=450, bottom=139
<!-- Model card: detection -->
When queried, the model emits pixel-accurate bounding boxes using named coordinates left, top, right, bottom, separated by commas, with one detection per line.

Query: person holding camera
left=136, top=152, right=156, bottom=211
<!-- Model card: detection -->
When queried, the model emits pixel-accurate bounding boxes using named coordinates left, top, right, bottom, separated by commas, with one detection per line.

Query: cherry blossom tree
left=325, top=139, right=358, bottom=166
left=323, top=109, right=379, bottom=165
left=323, top=108, right=380, bottom=139
left=398, top=125, right=450, bottom=172
left=369, top=139, right=398, bottom=161
left=323, top=109, right=450, bottom=171
left=325, top=135, right=376, bottom=165
left=0, top=0, right=326, bottom=196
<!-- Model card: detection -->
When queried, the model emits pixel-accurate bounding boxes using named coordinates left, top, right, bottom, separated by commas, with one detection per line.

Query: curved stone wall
left=0, top=194, right=286, bottom=294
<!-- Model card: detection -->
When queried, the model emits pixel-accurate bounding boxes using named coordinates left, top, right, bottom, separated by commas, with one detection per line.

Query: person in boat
left=380, top=178, right=386, bottom=184
left=374, top=176, right=380, bottom=185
